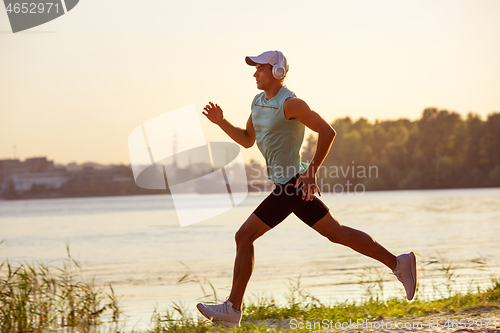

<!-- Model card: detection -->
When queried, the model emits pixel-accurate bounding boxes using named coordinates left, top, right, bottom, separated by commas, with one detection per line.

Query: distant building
left=0, top=157, right=58, bottom=195
left=0, top=155, right=265, bottom=199
left=11, top=171, right=70, bottom=192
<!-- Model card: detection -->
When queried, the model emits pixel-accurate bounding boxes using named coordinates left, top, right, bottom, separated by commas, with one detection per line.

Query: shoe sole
left=213, top=319, right=240, bottom=328
left=196, top=303, right=240, bottom=328
left=408, top=252, right=417, bottom=300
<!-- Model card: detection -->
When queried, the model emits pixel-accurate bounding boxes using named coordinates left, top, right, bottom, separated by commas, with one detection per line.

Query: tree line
left=301, top=108, right=500, bottom=191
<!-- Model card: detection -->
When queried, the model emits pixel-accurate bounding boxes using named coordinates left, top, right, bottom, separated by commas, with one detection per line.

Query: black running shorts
left=253, top=173, right=330, bottom=228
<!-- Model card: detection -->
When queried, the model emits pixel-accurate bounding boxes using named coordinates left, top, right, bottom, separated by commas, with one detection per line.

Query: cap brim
left=245, top=56, right=267, bottom=66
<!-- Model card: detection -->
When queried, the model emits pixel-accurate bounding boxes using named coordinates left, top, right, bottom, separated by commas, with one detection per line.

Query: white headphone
left=272, top=51, right=288, bottom=80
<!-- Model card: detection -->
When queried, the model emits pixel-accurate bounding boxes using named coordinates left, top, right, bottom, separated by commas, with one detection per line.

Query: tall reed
left=0, top=245, right=120, bottom=333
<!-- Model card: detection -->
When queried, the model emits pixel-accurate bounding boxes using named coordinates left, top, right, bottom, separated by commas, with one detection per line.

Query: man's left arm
left=284, top=97, right=336, bottom=200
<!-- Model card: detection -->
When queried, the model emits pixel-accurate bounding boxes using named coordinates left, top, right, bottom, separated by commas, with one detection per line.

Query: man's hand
left=294, top=171, right=321, bottom=201
left=201, top=102, right=256, bottom=148
left=202, top=102, right=224, bottom=125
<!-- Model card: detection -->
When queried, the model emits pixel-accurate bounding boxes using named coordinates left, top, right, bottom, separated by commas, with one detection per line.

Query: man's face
left=253, top=64, right=275, bottom=90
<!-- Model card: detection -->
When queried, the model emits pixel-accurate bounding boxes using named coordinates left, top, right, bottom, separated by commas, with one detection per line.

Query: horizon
left=2, top=107, right=499, bottom=166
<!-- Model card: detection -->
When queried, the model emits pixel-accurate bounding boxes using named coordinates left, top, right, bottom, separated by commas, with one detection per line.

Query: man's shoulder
left=284, top=96, right=307, bottom=107
left=283, top=97, right=311, bottom=120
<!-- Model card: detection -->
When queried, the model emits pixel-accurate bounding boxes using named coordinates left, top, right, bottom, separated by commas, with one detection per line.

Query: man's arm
left=202, top=102, right=256, bottom=148
left=284, top=97, right=336, bottom=200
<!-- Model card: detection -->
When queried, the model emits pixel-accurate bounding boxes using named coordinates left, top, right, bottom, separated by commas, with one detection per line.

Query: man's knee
left=235, top=224, right=265, bottom=247
left=235, top=228, right=253, bottom=246
left=235, top=214, right=270, bottom=246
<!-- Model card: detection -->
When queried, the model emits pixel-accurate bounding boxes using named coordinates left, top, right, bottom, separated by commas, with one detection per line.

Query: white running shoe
left=393, top=252, right=417, bottom=300
left=196, top=299, right=242, bottom=328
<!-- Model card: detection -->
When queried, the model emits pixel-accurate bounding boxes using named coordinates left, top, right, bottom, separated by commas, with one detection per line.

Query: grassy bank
left=143, top=277, right=500, bottom=332
left=1, top=251, right=499, bottom=333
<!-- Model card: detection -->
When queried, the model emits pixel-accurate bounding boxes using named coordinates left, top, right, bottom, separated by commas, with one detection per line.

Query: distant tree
left=299, top=108, right=500, bottom=192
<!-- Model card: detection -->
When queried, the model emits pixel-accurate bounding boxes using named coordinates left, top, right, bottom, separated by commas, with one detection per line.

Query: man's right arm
left=202, top=102, right=256, bottom=149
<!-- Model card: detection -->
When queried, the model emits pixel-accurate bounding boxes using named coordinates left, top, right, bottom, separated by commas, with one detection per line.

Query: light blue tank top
left=251, top=86, right=308, bottom=184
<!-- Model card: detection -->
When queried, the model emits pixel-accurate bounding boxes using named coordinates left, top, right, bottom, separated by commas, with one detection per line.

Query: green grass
left=2, top=250, right=499, bottom=333
left=142, top=277, right=500, bottom=332
left=244, top=280, right=500, bottom=321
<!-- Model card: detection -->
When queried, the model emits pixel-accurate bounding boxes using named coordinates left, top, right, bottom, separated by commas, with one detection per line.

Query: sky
left=1, top=0, right=499, bottom=166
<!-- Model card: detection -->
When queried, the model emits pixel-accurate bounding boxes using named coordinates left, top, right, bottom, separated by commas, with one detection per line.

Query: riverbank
left=141, top=277, right=500, bottom=332
left=2, top=249, right=499, bottom=332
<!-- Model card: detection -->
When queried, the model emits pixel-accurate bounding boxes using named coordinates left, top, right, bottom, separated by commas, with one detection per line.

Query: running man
left=197, top=50, right=416, bottom=328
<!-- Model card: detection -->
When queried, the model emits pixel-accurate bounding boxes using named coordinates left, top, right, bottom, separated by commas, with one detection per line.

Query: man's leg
left=228, top=213, right=271, bottom=311
left=312, top=212, right=397, bottom=270
left=309, top=211, right=416, bottom=300
left=196, top=213, right=270, bottom=327
left=197, top=178, right=295, bottom=326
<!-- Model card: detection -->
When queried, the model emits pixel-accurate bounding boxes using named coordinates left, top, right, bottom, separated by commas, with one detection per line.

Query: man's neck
left=264, top=83, right=283, bottom=100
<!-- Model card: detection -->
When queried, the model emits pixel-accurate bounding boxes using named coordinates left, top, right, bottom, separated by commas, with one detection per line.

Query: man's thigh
left=293, top=196, right=330, bottom=228
left=252, top=182, right=301, bottom=228
left=236, top=213, right=272, bottom=243
left=253, top=174, right=329, bottom=229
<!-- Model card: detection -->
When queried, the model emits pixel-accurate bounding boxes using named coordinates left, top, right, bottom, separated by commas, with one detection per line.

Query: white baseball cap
left=245, top=51, right=289, bottom=76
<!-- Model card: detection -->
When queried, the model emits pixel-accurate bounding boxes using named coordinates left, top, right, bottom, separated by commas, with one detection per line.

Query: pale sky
left=1, top=0, right=499, bottom=166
